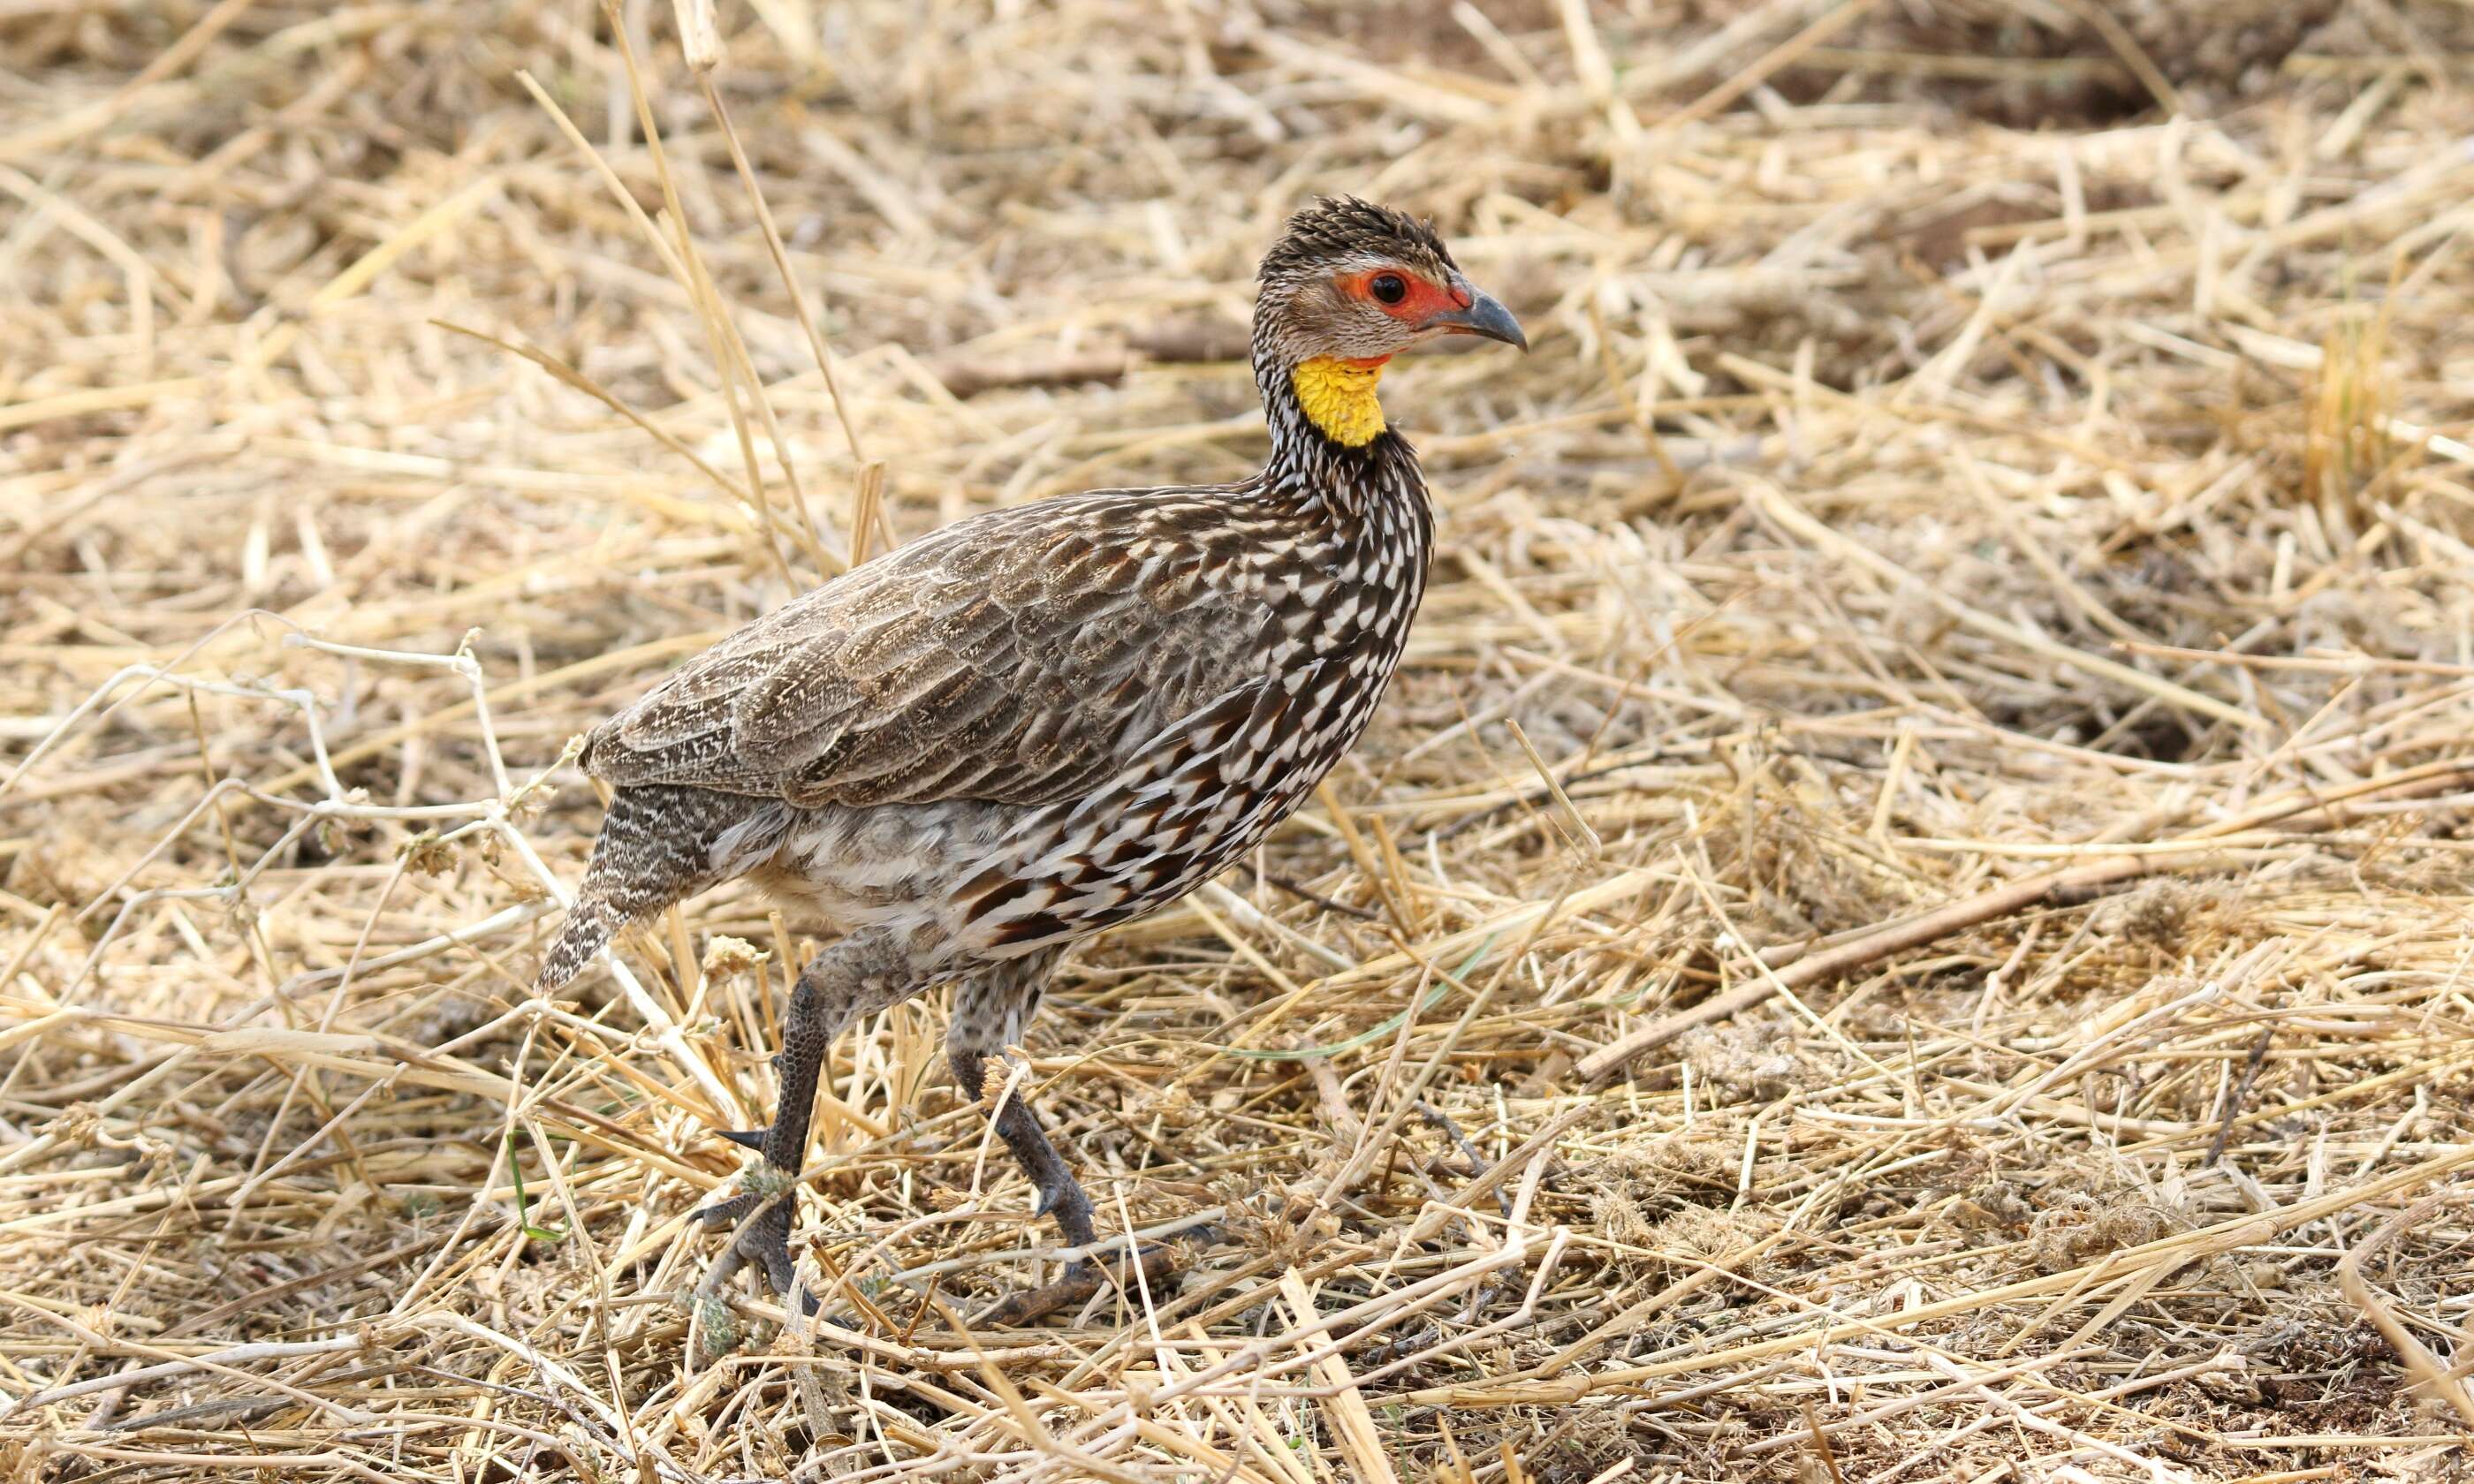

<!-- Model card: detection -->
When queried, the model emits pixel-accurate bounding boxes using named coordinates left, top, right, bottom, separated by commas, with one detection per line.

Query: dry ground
left=6, top=1, right=2474, bottom=1480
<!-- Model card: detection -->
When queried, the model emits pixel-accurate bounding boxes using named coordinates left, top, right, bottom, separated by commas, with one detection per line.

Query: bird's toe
left=743, top=1220, right=798, bottom=1297
left=972, top=1243, right=1184, bottom=1329
left=693, top=1190, right=758, bottom=1229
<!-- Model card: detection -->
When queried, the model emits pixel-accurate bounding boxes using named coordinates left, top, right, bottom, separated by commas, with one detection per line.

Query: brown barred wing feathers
left=578, top=492, right=1271, bottom=811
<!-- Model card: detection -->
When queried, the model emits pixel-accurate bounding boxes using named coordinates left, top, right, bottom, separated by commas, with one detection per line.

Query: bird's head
left=1254, top=197, right=1526, bottom=450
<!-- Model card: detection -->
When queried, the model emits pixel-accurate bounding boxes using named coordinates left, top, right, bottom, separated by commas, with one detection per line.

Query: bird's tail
left=535, top=888, right=628, bottom=994
left=534, top=784, right=752, bottom=993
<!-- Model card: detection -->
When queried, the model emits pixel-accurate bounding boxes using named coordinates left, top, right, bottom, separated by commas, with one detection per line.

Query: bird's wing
left=577, top=492, right=1273, bottom=808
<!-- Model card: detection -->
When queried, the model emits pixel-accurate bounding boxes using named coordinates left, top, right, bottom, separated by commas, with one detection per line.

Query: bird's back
left=580, top=486, right=1294, bottom=813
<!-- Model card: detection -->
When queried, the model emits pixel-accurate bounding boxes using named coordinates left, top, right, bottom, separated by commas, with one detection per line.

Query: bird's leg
left=950, top=1044, right=1098, bottom=1253
left=945, top=961, right=1179, bottom=1327
left=953, top=1043, right=1135, bottom=1329
left=690, top=929, right=913, bottom=1349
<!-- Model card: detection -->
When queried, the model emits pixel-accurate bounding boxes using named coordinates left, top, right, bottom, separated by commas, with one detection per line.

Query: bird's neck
left=1289, top=354, right=1391, bottom=446
left=1253, top=339, right=1421, bottom=519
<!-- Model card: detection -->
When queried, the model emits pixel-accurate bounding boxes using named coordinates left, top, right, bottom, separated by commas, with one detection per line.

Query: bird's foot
left=970, top=1242, right=1183, bottom=1329
left=687, top=1162, right=817, bottom=1361
left=692, top=1157, right=799, bottom=1236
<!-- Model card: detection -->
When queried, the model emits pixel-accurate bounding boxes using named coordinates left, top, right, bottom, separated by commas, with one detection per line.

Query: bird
left=530, top=197, right=1526, bottom=1344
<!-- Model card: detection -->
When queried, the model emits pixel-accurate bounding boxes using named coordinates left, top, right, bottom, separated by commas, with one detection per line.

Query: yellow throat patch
left=1291, top=355, right=1388, bottom=447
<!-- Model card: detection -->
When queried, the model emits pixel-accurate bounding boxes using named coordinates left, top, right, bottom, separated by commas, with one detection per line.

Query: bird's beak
left=1427, top=285, right=1527, bottom=351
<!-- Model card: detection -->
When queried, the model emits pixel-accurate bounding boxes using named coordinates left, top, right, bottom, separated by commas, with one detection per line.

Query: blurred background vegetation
left=6, top=3, right=2474, bottom=1480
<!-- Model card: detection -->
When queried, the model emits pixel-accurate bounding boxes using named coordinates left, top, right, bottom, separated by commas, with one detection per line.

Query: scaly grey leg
left=690, top=929, right=917, bottom=1350
left=945, top=958, right=1176, bottom=1327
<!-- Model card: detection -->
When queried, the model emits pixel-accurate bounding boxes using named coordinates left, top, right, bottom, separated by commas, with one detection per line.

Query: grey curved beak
left=1430, top=287, right=1527, bottom=351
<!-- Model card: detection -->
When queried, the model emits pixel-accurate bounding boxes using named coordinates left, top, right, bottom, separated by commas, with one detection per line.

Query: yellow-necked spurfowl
left=532, top=197, right=1526, bottom=1341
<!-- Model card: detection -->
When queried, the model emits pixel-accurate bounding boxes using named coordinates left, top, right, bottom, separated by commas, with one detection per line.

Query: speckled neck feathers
left=1252, top=334, right=1427, bottom=531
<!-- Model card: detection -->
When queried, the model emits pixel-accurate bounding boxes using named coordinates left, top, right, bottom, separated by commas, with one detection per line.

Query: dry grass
left=8, top=1, right=2474, bottom=1480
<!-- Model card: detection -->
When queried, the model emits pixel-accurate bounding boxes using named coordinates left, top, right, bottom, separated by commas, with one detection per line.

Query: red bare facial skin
left=1337, top=267, right=1468, bottom=329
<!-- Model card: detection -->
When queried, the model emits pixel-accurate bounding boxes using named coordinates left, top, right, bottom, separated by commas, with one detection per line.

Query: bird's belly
left=755, top=800, right=1019, bottom=938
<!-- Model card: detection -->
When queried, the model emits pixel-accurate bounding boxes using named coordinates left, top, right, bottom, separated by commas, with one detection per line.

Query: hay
left=6, top=0, right=2474, bottom=1479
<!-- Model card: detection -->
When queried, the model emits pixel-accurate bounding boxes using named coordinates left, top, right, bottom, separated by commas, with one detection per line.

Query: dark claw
left=714, top=1127, right=769, bottom=1150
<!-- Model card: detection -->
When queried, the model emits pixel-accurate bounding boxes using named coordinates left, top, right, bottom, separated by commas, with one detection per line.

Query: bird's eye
left=1370, top=272, right=1408, bottom=305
